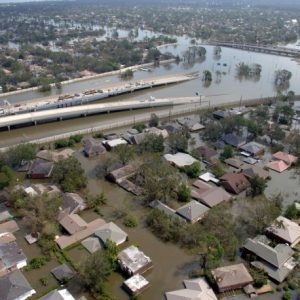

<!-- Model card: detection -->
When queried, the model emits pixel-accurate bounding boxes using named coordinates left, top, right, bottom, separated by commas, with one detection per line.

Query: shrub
left=183, top=161, right=201, bottom=178
left=282, top=291, right=292, bottom=300
left=177, top=184, right=191, bottom=202
left=123, top=215, right=138, bottom=227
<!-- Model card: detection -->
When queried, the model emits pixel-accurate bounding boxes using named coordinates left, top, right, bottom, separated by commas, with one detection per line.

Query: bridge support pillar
left=34, top=120, right=37, bottom=126
left=7, top=125, right=10, bottom=131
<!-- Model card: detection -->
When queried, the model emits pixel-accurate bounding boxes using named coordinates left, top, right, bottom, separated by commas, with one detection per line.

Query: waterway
left=1, top=30, right=300, bottom=146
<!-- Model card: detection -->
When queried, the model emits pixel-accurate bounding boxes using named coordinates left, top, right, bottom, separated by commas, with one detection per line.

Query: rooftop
left=267, top=216, right=300, bottom=247
left=118, top=245, right=152, bottom=276
left=176, top=200, right=209, bottom=222
left=211, top=263, right=253, bottom=291
left=95, top=222, right=127, bottom=246
left=164, top=152, right=198, bottom=168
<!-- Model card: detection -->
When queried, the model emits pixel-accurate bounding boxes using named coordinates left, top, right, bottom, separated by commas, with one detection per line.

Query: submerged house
left=211, top=263, right=253, bottom=293
left=266, top=216, right=300, bottom=248
left=219, top=173, right=250, bottom=195
left=83, top=138, right=107, bottom=157
left=117, top=245, right=153, bottom=276
left=243, top=235, right=295, bottom=283
left=165, top=277, right=217, bottom=300
left=27, top=159, right=53, bottom=179
left=0, top=269, right=35, bottom=300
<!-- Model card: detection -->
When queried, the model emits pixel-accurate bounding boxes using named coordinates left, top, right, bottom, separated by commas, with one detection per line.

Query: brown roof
left=212, top=263, right=253, bottom=291
left=0, top=221, right=19, bottom=234
left=196, top=146, right=218, bottom=164
left=59, top=214, right=87, bottom=235
left=241, top=165, right=269, bottom=180
left=56, top=218, right=106, bottom=249
left=273, top=152, right=298, bottom=166
left=107, top=164, right=137, bottom=183
left=192, top=180, right=232, bottom=207
left=266, top=161, right=289, bottom=173
left=220, top=173, right=250, bottom=194
left=224, top=158, right=244, bottom=169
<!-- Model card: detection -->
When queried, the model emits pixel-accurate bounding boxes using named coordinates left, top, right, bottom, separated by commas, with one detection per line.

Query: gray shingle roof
left=51, top=264, right=74, bottom=281
left=243, top=236, right=294, bottom=268
left=81, top=237, right=102, bottom=253
left=0, top=269, right=34, bottom=300
left=95, top=222, right=127, bottom=246
left=176, top=200, right=209, bottom=222
left=0, top=241, right=26, bottom=271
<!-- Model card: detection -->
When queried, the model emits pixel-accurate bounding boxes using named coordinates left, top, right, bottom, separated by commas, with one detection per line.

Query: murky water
left=1, top=29, right=300, bottom=146
left=69, top=151, right=199, bottom=300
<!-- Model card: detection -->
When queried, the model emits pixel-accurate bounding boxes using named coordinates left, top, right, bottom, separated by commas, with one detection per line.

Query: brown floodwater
left=71, top=151, right=199, bottom=300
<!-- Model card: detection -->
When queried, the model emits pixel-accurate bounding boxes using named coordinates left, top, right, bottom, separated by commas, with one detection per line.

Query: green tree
left=113, top=144, right=135, bottom=165
left=136, top=156, right=180, bottom=203
left=237, top=195, right=281, bottom=237
left=167, top=133, right=188, bottom=154
left=249, top=175, right=267, bottom=197
left=149, top=113, right=159, bottom=127
left=183, top=161, right=202, bottom=178
left=268, top=124, right=285, bottom=145
left=138, top=134, right=164, bottom=153
left=80, top=251, right=114, bottom=297
left=52, top=157, right=87, bottom=192
left=6, top=143, right=36, bottom=168
left=0, top=166, right=16, bottom=189
left=285, top=203, right=300, bottom=220
left=86, top=192, right=107, bottom=209
left=177, top=183, right=191, bottom=202
left=220, top=145, right=234, bottom=161
left=198, top=235, right=223, bottom=270
left=203, top=122, right=223, bottom=142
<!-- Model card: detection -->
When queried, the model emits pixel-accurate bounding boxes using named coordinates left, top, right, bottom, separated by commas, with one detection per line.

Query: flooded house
left=123, top=274, right=150, bottom=296
left=95, top=222, right=128, bottom=246
left=27, top=159, right=54, bottom=179
left=219, top=173, right=250, bottom=194
left=266, top=216, right=300, bottom=248
left=195, top=145, right=218, bottom=166
left=51, top=264, right=75, bottom=282
left=211, top=263, right=253, bottom=293
left=165, top=277, right=217, bottom=300
left=176, top=200, right=210, bottom=223
left=83, top=138, right=107, bottom=157
left=106, top=164, right=137, bottom=183
left=0, top=238, right=27, bottom=276
left=59, top=214, right=88, bottom=235
left=192, top=180, right=231, bottom=208
left=60, top=193, right=87, bottom=216
left=164, top=152, right=198, bottom=168
left=0, top=269, right=36, bottom=300
left=118, top=245, right=153, bottom=276
left=242, top=235, right=295, bottom=283
left=240, top=141, right=265, bottom=156
left=40, top=289, right=75, bottom=300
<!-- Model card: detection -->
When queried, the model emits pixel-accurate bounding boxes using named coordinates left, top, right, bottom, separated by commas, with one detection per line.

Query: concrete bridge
left=208, top=42, right=300, bottom=57
left=0, top=97, right=200, bottom=130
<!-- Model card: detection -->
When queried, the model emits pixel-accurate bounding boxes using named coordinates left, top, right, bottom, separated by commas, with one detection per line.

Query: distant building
left=118, top=245, right=153, bottom=276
